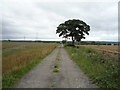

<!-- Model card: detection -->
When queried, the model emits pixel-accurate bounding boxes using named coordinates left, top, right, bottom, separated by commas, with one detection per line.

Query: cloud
left=2, top=0, right=118, bottom=41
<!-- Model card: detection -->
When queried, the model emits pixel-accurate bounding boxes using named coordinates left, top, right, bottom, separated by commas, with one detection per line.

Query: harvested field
left=80, top=45, right=119, bottom=55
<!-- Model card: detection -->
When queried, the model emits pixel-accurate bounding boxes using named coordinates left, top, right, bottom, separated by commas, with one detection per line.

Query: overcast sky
left=2, top=0, right=118, bottom=41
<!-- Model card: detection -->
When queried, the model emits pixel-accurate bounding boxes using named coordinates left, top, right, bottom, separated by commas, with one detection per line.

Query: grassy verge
left=2, top=43, right=58, bottom=88
left=65, top=46, right=119, bottom=89
left=3, top=56, right=43, bottom=88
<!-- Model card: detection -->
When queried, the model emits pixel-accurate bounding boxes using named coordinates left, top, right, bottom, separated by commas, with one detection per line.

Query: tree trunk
left=72, top=36, right=74, bottom=45
left=78, top=40, right=81, bottom=45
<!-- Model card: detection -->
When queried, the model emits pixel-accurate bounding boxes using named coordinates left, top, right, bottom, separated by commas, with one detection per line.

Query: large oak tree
left=56, top=19, right=90, bottom=45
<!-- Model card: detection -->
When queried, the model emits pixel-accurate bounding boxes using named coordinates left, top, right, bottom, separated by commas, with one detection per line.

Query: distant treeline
left=2, top=40, right=119, bottom=45
left=79, top=41, right=119, bottom=45
left=2, top=40, right=61, bottom=43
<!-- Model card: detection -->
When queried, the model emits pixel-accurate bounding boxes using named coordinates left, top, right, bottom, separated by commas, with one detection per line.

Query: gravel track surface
left=14, top=45, right=98, bottom=88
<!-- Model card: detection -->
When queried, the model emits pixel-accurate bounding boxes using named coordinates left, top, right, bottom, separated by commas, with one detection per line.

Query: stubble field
left=80, top=45, right=119, bottom=56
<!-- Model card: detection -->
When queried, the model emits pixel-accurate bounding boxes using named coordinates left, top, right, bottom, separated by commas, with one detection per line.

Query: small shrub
left=53, top=69, right=59, bottom=72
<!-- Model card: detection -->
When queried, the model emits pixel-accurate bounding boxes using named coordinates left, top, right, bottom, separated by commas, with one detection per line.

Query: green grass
left=52, top=49, right=60, bottom=73
left=52, top=50, right=60, bottom=73
left=2, top=57, right=45, bottom=88
left=53, top=68, right=59, bottom=73
left=65, top=46, right=119, bottom=89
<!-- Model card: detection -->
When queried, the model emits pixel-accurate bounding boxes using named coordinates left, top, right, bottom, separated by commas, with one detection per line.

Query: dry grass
left=80, top=45, right=118, bottom=52
left=2, top=42, right=29, bottom=49
left=2, top=42, right=58, bottom=76
left=80, top=45, right=119, bottom=56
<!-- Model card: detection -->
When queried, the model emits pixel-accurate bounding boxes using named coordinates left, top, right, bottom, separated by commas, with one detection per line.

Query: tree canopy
left=56, top=19, right=90, bottom=44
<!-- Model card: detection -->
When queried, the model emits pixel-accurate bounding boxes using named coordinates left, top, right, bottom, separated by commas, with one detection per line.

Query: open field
left=2, top=42, right=119, bottom=89
left=2, top=43, right=98, bottom=88
left=80, top=45, right=119, bottom=56
left=2, top=42, right=30, bottom=50
left=65, top=46, right=119, bottom=89
left=2, top=42, right=58, bottom=88
left=80, top=45, right=118, bottom=51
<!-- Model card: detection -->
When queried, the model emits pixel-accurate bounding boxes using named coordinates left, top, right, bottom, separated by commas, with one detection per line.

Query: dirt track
left=14, top=45, right=98, bottom=88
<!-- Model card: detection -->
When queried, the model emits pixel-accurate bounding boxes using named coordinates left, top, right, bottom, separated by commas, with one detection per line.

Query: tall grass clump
left=65, top=46, right=119, bottom=89
left=2, top=43, right=58, bottom=88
